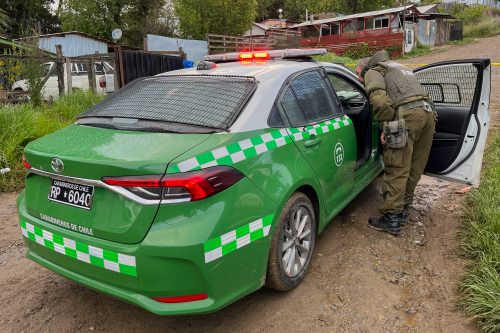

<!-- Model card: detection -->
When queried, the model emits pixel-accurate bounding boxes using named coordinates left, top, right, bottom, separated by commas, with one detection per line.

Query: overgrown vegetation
left=464, top=17, right=500, bottom=38
left=449, top=4, right=500, bottom=38
left=0, top=91, right=104, bottom=192
left=460, top=131, right=500, bottom=333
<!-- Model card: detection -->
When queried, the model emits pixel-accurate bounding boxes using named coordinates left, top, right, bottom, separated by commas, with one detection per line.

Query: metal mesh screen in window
left=415, top=64, right=478, bottom=108
left=79, top=75, right=257, bottom=130
left=290, top=71, right=338, bottom=122
left=280, top=87, right=307, bottom=127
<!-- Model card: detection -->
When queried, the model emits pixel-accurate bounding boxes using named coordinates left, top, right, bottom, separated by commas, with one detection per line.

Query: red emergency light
left=238, top=52, right=270, bottom=60
left=205, top=49, right=327, bottom=63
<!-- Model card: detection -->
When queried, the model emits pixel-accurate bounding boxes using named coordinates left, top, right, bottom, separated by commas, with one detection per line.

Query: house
left=290, top=5, right=420, bottom=56
left=243, top=23, right=271, bottom=37
left=16, top=31, right=123, bottom=57
left=261, top=19, right=296, bottom=28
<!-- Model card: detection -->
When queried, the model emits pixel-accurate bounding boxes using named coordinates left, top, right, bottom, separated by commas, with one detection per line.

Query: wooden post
left=88, top=58, right=96, bottom=93
left=112, top=50, right=120, bottom=91
left=118, top=46, right=126, bottom=87
left=55, top=45, right=65, bottom=97
left=65, top=57, right=72, bottom=94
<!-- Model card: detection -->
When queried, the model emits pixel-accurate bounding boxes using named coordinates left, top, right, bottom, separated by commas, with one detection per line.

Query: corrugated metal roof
left=253, top=22, right=270, bottom=31
left=20, top=31, right=116, bottom=45
left=290, top=5, right=418, bottom=28
left=417, top=4, right=438, bottom=14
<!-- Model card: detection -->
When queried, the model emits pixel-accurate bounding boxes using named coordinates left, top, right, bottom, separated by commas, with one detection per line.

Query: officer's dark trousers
left=382, top=107, right=436, bottom=214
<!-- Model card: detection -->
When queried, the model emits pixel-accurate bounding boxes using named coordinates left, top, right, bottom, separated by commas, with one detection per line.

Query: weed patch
left=460, top=131, right=500, bottom=333
left=0, top=91, right=104, bottom=192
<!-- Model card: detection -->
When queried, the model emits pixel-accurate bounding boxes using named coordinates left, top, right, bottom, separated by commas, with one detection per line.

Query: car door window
left=279, top=70, right=341, bottom=127
left=280, top=86, right=308, bottom=127
left=328, top=74, right=363, bottom=101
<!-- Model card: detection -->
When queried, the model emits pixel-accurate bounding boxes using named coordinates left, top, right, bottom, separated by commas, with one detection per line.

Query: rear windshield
left=78, top=75, right=257, bottom=131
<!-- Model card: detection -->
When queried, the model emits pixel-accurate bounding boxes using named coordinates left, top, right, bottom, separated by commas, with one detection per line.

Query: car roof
left=159, top=60, right=351, bottom=132
left=161, top=60, right=319, bottom=80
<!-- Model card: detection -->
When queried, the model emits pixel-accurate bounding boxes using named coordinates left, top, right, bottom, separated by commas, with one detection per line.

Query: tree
left=0, top=0, right=60, bottom=38
left=60, top=0, right=177, bottom=47
left=59, top=0, right=127, bottom=41
left=174, top=0, right=257, bottom=39
left=122, top=0, right=178, bottom=46
left=337, top=0, right=397, bottom=15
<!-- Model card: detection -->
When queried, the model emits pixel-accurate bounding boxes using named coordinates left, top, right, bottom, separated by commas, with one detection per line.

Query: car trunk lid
left=23, top=124, right=210, bottom=244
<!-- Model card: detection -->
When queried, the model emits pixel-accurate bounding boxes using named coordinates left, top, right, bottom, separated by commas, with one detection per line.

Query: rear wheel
left=266, top=192, right=316, bottom=291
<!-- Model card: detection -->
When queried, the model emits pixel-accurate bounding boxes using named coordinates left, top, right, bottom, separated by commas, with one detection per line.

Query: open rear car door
left=414, top=59, right=491, bottom=186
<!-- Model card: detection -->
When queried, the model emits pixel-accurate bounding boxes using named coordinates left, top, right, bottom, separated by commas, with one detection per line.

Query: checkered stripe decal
left=20, top=220, right=137, bottom=277
left=288, top=115, right=351, bottom=141
left=170, top=115, right=352, bottom=173
left=204, top=214, right=274, bottom=263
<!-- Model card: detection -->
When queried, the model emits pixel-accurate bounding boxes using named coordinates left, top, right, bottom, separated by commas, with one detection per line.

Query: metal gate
left=119, top=50, right=184, bottom=86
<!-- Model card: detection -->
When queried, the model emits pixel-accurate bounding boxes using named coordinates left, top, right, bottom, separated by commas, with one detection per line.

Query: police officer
left=357, top=50, right=437, bottom=235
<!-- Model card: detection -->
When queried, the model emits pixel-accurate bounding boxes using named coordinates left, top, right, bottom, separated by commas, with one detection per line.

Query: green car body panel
left=17, top=60, right=385, bottom=315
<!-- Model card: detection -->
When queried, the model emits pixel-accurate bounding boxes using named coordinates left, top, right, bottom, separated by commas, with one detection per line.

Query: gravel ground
left=0, top=36, right=498, bottom=333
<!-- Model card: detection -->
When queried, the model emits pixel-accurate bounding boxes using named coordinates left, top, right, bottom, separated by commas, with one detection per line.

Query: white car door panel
left=415, top=59, right=491, bottom=186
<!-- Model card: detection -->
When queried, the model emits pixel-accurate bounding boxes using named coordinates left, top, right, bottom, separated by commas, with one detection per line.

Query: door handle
left=304, top=137, right=322, bottom=148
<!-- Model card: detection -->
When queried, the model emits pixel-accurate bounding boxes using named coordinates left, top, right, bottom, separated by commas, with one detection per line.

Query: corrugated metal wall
left=38, top=34, right=108, bottom=57
left=418, top=20, right=436, bottom=47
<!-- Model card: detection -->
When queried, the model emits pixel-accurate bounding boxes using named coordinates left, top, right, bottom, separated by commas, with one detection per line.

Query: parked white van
left=12, top=62, right=115, bottom=100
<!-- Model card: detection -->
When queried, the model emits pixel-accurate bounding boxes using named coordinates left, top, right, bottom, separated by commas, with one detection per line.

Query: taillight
left=153, top=293, right=208, bottom=303
left=22, top=154, right=31, bottom=169
left=102, top=166, right=244, bottom=203
left=99, top=76, right=106, bottom=88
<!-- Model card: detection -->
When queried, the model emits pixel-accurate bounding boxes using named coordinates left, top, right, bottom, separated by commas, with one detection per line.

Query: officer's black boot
left=400, top=205, right=410, bottom=226
left=368, top=213, right=403, bottom=235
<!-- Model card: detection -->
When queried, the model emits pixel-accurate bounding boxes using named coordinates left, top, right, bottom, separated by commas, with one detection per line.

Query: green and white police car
left=17, top=49, right=491, bottom=314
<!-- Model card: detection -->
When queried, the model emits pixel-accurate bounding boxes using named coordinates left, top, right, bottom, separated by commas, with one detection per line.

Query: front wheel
left=266, top=192, right=316, bottom=291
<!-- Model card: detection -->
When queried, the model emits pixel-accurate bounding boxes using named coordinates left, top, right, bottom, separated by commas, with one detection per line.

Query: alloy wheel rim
left=281, top=205, right=312, bottom=278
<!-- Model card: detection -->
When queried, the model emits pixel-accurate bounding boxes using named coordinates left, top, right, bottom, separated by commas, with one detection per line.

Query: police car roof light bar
left=205, top=49, right=327, bottom=62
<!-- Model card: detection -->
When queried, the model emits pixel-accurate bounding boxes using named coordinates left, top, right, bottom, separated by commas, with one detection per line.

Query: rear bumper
left=17, top=185, right=277, bottom=315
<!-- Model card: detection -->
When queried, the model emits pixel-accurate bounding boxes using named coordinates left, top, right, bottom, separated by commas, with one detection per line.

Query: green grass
left=313, top=53, right=357, bottom=69
left=447, top=37, right=476, bottom=47
left=398, top=43, right=432, bottom=59
left=460, top=131, right=500, bottom=333
left=0, top=91, right=104, bottom=192
left=464, top=17, right=500, bottom=38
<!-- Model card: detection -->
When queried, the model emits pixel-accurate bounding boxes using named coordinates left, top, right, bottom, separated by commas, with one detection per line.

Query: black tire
left=266, top=192, right=317, bottom=291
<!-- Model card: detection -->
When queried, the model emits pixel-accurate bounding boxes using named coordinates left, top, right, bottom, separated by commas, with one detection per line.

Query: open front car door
left=414, top=59, right=491, bottom=186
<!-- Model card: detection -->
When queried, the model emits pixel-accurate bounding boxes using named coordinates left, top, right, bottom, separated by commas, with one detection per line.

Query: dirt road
left=1, top=37, right=498, bottom=333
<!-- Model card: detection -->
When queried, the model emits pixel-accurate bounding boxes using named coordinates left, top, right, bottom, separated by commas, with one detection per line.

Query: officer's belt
left=397, top=100, right=434, bottom=113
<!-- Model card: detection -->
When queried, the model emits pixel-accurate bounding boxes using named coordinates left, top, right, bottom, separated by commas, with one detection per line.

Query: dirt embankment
left=0, top=36, right=498, bottom=332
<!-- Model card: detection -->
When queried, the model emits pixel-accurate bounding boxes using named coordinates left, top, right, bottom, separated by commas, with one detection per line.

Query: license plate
left=48, top=179, right=94, bottom=210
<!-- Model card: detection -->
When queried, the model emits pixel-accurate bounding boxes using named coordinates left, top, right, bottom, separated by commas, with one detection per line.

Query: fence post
left=112, top=51, right=120, bottom=91
left=65, top=57, right=72, bottom=94
left=88, top=58, right=96, bottom=93
left=55, top=45, right=65, bottom=97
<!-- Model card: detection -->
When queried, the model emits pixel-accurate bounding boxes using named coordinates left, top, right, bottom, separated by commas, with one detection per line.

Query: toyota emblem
left=51, top=158, right=64, bottom=173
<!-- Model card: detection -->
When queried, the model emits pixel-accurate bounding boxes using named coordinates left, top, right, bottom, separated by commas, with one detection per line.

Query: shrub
left=344, top=42, right=372, bottom=59
left=0, top=91, right=104, bottom=192
left=454, top=5, right=489, bottom=25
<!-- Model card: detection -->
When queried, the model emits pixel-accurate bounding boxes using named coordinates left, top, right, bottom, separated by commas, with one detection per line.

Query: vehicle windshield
left=78, top=75, right=257, bottom=132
